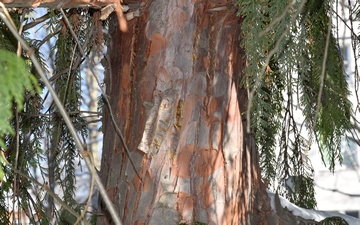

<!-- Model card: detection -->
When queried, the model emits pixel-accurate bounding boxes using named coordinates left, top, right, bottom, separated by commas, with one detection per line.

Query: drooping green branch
left=238, top=0, right=352, bottom=209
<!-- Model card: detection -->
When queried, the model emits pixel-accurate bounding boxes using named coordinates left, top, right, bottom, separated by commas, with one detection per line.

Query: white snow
left=267, top=190, right=360, bottom=225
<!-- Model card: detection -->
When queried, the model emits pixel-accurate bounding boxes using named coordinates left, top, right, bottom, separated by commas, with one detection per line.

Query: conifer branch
left=60, top=7, right=143, bottom=181
left=60, top=9, right=85, bottom=56
left=309, top=9, right=333, bottom=152
left=259, top=1, right=296, bottom=37
left=246, top=0, right=307, bottom=133
left=345, top=0, right=360, bottom=111
left=9, top=166, right=91, bottom=225
left=0, top=5, right=123, bottom=225
left=240, top=0, right=351, bottom=207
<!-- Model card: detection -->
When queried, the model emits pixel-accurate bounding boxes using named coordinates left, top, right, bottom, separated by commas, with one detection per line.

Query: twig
left=308, top=8, right=333, bottom=151
left=9, top=165, right=92, bottom=225
left=16, top=10, right=25, bottom=56
left=0, top=5, right=123, bottom=225
left=60, top=9, right=85, bottom=56
left=13, top=106, right=19, bottom=225
left=23, top=12, right=51, bottom=30
left=60, top=8, right=142, bottom=181
left=74, top=150, right=95, bottom=225
left=346, top=0, right=360, bottom=114
left=259, top=1, right=296, bottom=37
left=315, top=182, right=360, bottom=197
left=246, top=0, right=307, bottom=133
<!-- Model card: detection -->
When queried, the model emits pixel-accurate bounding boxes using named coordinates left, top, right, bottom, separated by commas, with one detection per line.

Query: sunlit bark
left=99, top=0, right=270, bottom=224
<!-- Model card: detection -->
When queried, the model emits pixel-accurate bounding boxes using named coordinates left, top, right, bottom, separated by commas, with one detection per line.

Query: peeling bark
left=99, top=0, right=271, bottom=224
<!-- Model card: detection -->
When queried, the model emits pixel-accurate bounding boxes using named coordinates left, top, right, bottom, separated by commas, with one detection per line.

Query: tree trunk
left=99, top=0, right=270, bottom=224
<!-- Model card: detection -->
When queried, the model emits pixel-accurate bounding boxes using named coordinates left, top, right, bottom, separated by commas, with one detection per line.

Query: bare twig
left=9, top=165, right=91, bottom=225
left=16, top=10, right=24, bottom=56
left=23, top=12, right=51, bottom=30
left=74, top=150, right=95, bottom=225
left=13, top=106, right=19, bottom=225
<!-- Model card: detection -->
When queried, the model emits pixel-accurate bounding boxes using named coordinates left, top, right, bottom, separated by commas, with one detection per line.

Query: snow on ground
left=267, top=191, right=360, bottom=224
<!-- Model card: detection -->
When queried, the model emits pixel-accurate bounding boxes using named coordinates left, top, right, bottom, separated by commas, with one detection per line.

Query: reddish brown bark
left=99, top=0, right=270, bottom=224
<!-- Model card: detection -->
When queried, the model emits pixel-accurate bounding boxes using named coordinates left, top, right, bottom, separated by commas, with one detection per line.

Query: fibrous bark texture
left=99, top=0, right=270, bottom=224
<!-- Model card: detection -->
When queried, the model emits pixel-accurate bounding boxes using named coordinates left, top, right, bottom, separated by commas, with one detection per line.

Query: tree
left=0, top=0, right=359, bottom=224
left=98, top=2, right=267, bottom=224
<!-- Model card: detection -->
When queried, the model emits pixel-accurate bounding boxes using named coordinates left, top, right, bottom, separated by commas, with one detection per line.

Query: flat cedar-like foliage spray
left=238, top=0, right=351, bottom=210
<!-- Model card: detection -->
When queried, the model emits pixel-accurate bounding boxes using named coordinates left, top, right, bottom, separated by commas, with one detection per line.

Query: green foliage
left=44, top=8, right=91, bottom=222
left=0, top=49, right=40, bottom=148
left=238, top=0, right=351, bottom=210
left=319, top=216, right=349, bottom=225
left=59, top=206, right=80, bottom=225
left=0, top=7, right=97, bottom=224
left=0, top=11, right=21, bottom=52
left=89, top=214, right=98, bottom=225
left=49, top=10, right=82, bottom=216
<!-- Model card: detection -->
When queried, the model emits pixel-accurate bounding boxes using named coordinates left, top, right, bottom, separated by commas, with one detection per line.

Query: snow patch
left=267, top=190, right=360, bottom=224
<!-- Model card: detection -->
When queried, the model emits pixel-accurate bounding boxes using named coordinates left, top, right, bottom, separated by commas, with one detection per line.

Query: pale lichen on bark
left=138, top=90, right=162, bottom=154
left=138, top=88, right=178, bottom=156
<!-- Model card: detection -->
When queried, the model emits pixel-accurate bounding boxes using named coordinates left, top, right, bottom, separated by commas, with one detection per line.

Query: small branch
left=309, top=9, right=333, bottom=149
left=33, top=29, right=60, bottom=49
left=9, top=166, right=92, bottom=225
left=13, top=105, right=19, bottom=225
left=16, top=10, right=24, bottom=56
left=316, top=183, right=360, bottom=197
left=74, top=150, right=95, bottom=225
left=60, top=9, right=85, bottom=56
left=246, top=0, right=307, bottom=133
left=259, top=2, right=295, bottom=37
left=23, top=12, right=51, bottom=31
left=332, top=7, right=360, bottom=41
left=60, top=7, right=142, bottom=180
